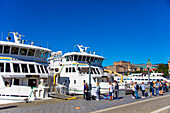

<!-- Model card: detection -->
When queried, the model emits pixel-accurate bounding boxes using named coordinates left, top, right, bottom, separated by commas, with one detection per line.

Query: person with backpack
left=155, top=81, right=159, bottom=95
left=134, top=82, right=139, bottom=99
left=159, top=81, right=163, bottom=95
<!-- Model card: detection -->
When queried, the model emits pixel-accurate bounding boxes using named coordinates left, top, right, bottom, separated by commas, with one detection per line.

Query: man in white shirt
left=109, top=82, right=113, bottom=100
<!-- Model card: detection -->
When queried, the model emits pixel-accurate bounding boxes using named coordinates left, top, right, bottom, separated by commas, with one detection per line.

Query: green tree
left=156, top=63, right=168, bottom=76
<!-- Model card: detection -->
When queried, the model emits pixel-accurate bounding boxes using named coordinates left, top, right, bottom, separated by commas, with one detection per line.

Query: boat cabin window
left=66, top=68, right=68, bottom=73
left=5, top=63, right=11, bottom=72
left=92, top=68, right=97, bottom=74
left=91, top=57, right=94, bottom=62
left=29, top=64, right=35, bottom=73
left=40, top=51, right=45, bottom=58
left=72, top=67, right=76, bottom=72
left=96, top=68, right=100, bottom=74
left=65, top=56, right=69, bottom=61
left=55, top=68, right=59, bottom=72
left=37, top=65, right=41, bottom=73
left=44, top=52, right=49, bottom=59
left=74, top=80, right=76, bottom=84
left=35, top=50, right=41, bottom=57
left=28, top=49, right=35, bottom=56
left=86, top=57, right=90, bottom=62
left=40, top=65, right=45, bottom=73
left=13, top=63, right=20, bottom=72
left=94, top=58, right=98, bottom=63
left=82, top=56, right=86, bottom=61
left=78, top=56, right=82, bottom=61
left=44, top=66, right=48, bottom=73
left=0, top=63, right=4, bottom=72
left=74, top=55, right=78, bottom=61
left=21, top=64, right=28, bottom=73
left=0, top=45, right=2, bottom=53
left=11, top=46, right=19, bottom=55
left=4, top=45, right=10, bottom=54
left=69, top=67, right=71, bottom=73
left=19, top=48, right=27, bottom=55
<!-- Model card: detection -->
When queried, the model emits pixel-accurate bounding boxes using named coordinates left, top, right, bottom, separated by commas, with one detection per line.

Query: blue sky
left=0, top=0, right=170, bottom=66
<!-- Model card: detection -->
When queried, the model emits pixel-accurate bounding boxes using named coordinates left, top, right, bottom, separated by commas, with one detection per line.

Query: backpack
left=136, top=85, right=139, bottom=90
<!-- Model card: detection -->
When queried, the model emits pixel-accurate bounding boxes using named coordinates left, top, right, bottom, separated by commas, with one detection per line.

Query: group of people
left=83, top=81, right=119, bottom=101
left=149, top=80, right=169, bottom=96
left=108, top=81, right=119, bottom=101
left=131, top=80, right=169, bottom=99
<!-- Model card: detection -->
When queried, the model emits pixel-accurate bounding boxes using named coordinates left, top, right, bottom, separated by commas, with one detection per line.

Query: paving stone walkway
left=1, top=91, right=170, bottom=113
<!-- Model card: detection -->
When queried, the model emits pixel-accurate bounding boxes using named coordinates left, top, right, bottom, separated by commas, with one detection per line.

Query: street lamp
left=88, top=59, right=91, bottom=99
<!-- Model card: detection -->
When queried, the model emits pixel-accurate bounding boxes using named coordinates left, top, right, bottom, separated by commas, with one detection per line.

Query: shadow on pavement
left=0, top=106, right=18, bottom=110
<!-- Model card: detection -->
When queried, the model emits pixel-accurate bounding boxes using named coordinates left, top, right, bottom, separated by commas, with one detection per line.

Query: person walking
left=83, top=82, right=86, bottom=99
left=84, top=83, right=89, bottom=100
left=109, top=82, right=113, bottom=101
left=131, top=82, right=135, bottom=98
left=96, top=82, right=100, bottom=101
left=159, top=81, right=163, bottom=95
left=112, top=83, right=114, bottom=100
left=141, top=82, right=145, bottom=98
left=115, top=81, right=119, bottom=99
left=134, top=82, right=139, bottom=99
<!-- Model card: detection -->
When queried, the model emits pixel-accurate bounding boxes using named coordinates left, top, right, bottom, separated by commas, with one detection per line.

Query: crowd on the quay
left=131, top=79, right=169, bottom=99
left=83, top=79, right=169, bottom=101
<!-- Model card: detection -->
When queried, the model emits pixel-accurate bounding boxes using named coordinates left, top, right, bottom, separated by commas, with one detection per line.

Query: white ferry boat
left=0, top=31, right=51, bottom=100
left=48, top=45, right=114, bottom=95
left=125, top=73, right=167, bottom=84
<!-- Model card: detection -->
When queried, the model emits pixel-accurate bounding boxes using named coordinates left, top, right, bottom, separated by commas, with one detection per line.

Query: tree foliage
left=156, top=63, right=168, bottom=76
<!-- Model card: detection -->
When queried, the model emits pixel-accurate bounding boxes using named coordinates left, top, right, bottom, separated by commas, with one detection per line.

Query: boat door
left=28, top=79, right=36, bottom=88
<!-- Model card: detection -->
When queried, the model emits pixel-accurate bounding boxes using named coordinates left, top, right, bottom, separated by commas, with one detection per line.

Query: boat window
left=78, top=56, right=82, bottom=61
left=92, top=68, right=97, bottom=74
left=28, top=49, right=35, bottom=56
left=65, top=56, right=69, bottom=61
left=72, top=67, right=76, bottom=72
left=44, top=52, right=49, bottom=59
left=82, top=56, right=86, bottom=61
left=86, top=57, right=90, bottom=62
left=91, top=57, right=94, bottom=62
left=138, top=79, right=140, bottom=80
left=11, top=46, right=19, bottom=55
left=74, top=80, right=76, bottom=84
left=55, top=68, right=59, bottom=72
left=40, top=51, right=45, bottom=58
left=44, top=66, right=48, bottom=73
left=13, top=63, right=20, bottom=72
left=94, top=58, right=98, bottom=63
left=40, top=65, right=45, bottom=73
left=5, top=63, right=11, bottom=72
left=21, top=64, right=28, bottom=73
left=37, top=65, right=41, bottom=73
left=161, top=79, right=163, bottom=81
left=69, top=67, right=71, bottom=73
left=70, top=55, right=73, bottom=61
left=135, top=79, right=137, bottom=80
left=0, top=45, right=2, bottom=53
left=74, top=55, right=78, bottom=61
left=35, top=50, right=41, bottom=57
left=145, top=79, right=148, bottom=81
left=19, top=48, right=27, bottom=55
left=96, top=68, right=100, bottom=74
left=153, top=79, right=156, bottom=81
left=0, top=63, right=4, bottom=72
left=4, top=45, right=10, bottom=54
left=66, top=68, right=68, bottom=73
left=141, top=79, right=144, bottom=81
left=29, top=64, right=35, bottom=73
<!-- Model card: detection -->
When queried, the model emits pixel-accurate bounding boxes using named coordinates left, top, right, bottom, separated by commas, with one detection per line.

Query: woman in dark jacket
left=114, top=81, right=119, bottom=99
